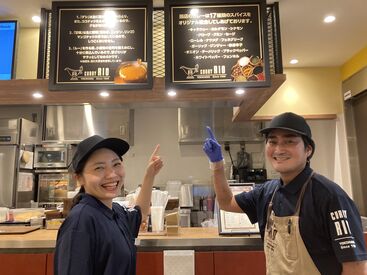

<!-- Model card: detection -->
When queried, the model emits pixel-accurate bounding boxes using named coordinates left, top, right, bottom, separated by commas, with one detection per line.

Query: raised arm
left=135, top=144, right=163, bottom=220
left=203, top=126, right=243, bottom=213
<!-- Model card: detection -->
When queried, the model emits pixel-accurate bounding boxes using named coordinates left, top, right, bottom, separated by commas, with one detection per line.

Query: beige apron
left=264, top=173, right=321, bottom=275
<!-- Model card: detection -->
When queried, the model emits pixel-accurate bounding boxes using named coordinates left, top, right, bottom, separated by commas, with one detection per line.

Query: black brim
left=72, top=136, right=130, bottom=172
left=259, top=126, right=309, bottom=137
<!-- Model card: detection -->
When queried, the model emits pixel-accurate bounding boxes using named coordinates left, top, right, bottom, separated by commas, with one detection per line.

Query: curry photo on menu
left=114, top=59, right=148, bottom=84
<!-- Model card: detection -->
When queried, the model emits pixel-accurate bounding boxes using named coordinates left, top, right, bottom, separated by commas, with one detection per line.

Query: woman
left=54, top=135, right=163, bottom=275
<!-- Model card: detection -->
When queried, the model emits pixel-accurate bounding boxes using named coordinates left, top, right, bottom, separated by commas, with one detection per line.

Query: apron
left=264, top=172, right=321, bottom=275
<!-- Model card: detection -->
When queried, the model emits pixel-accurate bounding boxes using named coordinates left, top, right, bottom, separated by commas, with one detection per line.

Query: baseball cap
left=71, top=135, right=130, bottom=172
left=260, top=112, right=315, bottom=158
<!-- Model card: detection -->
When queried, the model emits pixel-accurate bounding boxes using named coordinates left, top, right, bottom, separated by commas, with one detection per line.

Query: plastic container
left=46, top=218, right=64, bottom=230
left=0, top=207, right=9, bottom=222
left=10, top=208, right=45, bottom=222
left=165, top=180, right=182, bottom=198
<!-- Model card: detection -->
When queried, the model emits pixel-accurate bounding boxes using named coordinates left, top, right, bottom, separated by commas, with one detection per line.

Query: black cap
left=260, top=112, right=315, bottom=158
left=71, top=135, right=129, bottom=173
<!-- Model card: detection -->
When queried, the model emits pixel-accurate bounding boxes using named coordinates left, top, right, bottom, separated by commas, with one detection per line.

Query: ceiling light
left=235, top=89, right=245, bottom=95
left=290, top=59, right=299, bottom=64
left=324, top=15, right=336, bottom=23
left=32, top=92, right=43, bottom=99
left=99, top=91, right=110, bottom=97
left=32, top=16, right=41, bottom=23
left=167, top=90, right=177, bottom=97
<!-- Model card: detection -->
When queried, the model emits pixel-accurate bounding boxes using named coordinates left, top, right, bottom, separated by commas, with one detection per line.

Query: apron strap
left=294, top=172, right=314, bottom=216
left=266, top=171, right=315, bottom=225
left=266, top=185, right=279, bottom=230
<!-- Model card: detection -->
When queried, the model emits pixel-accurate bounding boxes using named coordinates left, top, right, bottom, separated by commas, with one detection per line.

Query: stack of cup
left=150, top=190, right=169, bottom=232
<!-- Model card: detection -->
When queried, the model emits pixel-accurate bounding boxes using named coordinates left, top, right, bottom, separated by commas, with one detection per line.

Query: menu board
left=49, top=1, right=152, bottom=90
left=165, top=0, right=270, bottom=89
left=217, top=183, right=260, bottom=235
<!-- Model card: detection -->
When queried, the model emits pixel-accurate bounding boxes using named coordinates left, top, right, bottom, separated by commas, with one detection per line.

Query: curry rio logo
left=330, top=210, right=351, bottom=236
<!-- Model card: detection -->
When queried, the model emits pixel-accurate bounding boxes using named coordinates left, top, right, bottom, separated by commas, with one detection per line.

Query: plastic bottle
left=206, top=196, right=214, bottom=212
left=199, top=196, right=203, bottom=211
left=203, top=197, right=208, bottom=211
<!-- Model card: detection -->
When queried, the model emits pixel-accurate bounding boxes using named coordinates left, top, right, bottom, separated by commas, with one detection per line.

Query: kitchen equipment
left=35, top=170, right=75, bottom=209
left=44, top=105, right=133, bottom=144
left=246, top=168, right=267, bottom=183
left=179, top=208, right=191, bottom=227
left=236, top=144, right=251, bottom=183
left=0, top=118, right=39, bottom=208
left=34, top=144, right=73, bottom=168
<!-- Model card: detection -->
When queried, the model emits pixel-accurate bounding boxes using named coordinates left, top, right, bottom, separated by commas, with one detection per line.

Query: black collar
left=79, top=193, right=115, bottom=220
left=279, top=165, right=313, bottom=194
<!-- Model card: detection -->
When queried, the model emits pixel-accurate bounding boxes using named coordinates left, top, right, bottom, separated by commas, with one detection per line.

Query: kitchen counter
left=0, top=227, right=263, bottom=253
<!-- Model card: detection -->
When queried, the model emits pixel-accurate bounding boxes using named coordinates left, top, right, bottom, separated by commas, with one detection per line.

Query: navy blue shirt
left=54, top=193, right=142, bottom=275
left=235, top=166, right=367, bottom=275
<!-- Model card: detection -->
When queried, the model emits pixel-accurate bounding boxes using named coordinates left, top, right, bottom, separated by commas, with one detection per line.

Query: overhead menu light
left=167, top=90, right=177, bottom=97
left=32, top=92, right=43, bottom=99
left=235, top=89, right=245, bottom=95
left=99, top=91, right=110, bottom=97
left=324, top=15, right=336, bottom=23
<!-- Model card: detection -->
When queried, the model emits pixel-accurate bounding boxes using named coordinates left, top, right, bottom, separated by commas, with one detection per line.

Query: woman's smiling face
left=77, top=148, right=125, bottom=208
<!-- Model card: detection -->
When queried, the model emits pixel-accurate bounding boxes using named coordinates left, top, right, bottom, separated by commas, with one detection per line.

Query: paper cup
left=151, top=206, right=164, bottom=232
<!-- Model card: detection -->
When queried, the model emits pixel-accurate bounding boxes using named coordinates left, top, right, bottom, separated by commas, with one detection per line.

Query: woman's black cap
left=71, top=135, right=129, bottom=172
left=260, top=112, right=315, bottom=158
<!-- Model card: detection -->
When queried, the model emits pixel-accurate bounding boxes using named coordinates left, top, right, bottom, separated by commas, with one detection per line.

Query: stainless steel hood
left=342, top=66, right=367, bottom=98
left=178, top=107, right=264, bottom=144
left=43, top=104, right=134, bottom=144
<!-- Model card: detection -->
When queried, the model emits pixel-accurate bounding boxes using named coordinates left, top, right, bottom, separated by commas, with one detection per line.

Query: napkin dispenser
left=166, top=211, right=179, bottom=235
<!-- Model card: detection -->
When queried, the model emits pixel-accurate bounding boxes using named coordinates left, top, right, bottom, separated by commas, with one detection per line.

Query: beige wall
left=255, top=67, right=343, bottom=116
left=15, top=28, right=39, bottom=79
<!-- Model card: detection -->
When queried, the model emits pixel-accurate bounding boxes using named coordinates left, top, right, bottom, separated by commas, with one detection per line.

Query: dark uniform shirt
left=235, top=165, right=367, bottom=275
left=54, top=193, right=142, bottom=275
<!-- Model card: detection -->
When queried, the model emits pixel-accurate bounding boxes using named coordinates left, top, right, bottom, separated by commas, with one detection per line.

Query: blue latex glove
left=203, top=126, right=223, bottom=162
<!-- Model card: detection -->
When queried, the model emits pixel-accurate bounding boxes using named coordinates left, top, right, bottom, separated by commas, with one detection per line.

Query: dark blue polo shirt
left=54, top=193, right=142, bottom=275
left=235, top=166, right=367, bottom=275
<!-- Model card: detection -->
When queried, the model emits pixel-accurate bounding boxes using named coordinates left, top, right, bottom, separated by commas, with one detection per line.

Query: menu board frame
left=49, top=1, right=153, bottom=91
left=165, top=0, right=270, bottom=90
left=217, top=183, right=260, bottom=235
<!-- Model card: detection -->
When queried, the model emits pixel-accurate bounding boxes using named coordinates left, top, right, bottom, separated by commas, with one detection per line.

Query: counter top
left=0, top=227, right=263, bottom=253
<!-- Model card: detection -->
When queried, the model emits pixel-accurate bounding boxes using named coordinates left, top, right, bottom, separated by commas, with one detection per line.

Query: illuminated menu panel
left=165, top=1, right=270, bottom=89
left=49, top=1, right=152, bottom=90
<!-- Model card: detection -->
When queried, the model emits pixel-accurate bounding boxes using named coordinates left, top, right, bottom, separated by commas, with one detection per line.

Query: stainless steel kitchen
left=0, top=0, right=366, bottom=274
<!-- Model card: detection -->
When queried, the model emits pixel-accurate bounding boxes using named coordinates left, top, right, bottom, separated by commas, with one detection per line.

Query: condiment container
left=0, top=207, right=9, bottom=222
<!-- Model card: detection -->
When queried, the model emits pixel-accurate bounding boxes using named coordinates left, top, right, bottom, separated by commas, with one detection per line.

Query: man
left=203, top=112, right=367, bottom=275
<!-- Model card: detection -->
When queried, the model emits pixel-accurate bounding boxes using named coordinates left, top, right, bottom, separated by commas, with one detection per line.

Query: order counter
left=0, top=227, right=266, bottom=275
left=0, top=227, right=366, bottom=275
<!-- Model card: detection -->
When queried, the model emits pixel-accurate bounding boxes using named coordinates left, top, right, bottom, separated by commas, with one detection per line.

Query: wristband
left=209, top=159, right=225, bottom=170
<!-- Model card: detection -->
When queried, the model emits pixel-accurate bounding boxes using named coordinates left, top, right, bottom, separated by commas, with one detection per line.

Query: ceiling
left=0, top=0, right=366, bottom=68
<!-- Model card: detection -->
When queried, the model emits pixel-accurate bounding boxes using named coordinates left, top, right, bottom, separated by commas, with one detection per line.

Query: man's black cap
left=71, top=135, right=129, bottom=172
left=260, top=112, right=315, bottom=158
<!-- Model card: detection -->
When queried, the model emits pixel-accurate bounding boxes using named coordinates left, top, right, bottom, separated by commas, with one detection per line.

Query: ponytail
left=70, top=186, right=85, bottom=209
